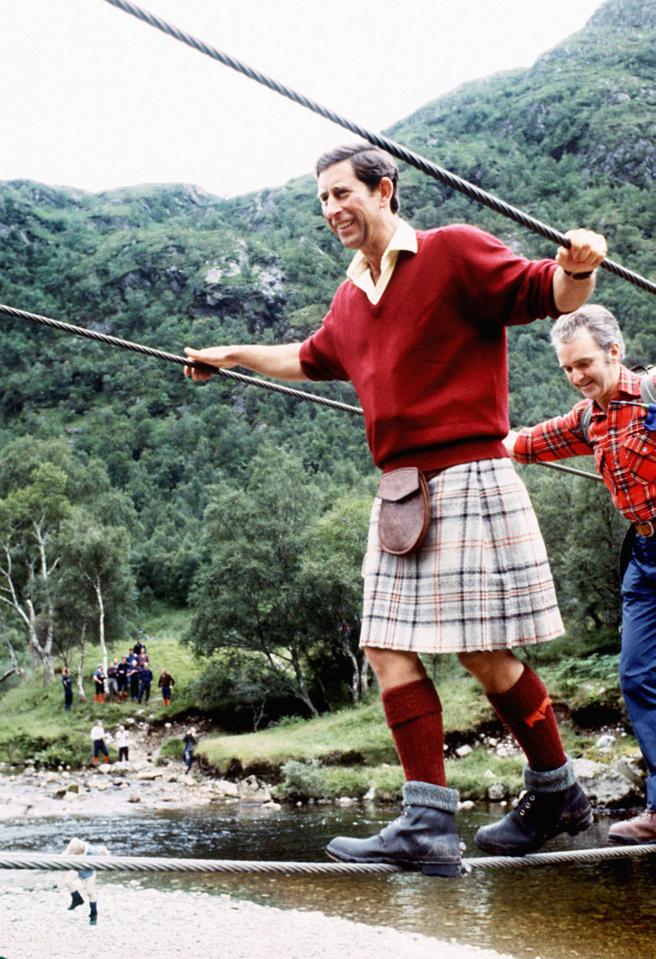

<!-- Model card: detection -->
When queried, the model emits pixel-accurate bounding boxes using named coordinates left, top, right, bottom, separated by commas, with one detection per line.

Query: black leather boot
left=475, top=758, right=593, bottom=856
left=68, top=890, right=84, bottom=910
left=89, top=902, right=98, bottom=926
left=326, top=782, right=462, bottom=877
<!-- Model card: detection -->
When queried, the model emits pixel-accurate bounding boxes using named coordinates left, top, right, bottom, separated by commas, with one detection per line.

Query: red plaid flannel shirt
left=514, top=366, right=656, bottom=524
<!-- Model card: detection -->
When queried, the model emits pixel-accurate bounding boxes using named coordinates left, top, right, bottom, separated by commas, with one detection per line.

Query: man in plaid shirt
left=508, top=304, right=656, bottom=844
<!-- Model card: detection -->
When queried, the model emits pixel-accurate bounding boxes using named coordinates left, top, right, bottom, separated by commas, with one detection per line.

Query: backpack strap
left=579, top=402, right=594, bottom=445
left=640, top=370, right=656, bottom=405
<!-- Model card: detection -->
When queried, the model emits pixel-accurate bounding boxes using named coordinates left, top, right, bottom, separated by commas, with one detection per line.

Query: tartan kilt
left=359, top=458, right=563, bottom=654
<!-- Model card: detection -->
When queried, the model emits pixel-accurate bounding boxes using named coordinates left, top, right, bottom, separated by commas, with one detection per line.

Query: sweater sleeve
left=444, top=225, right=560, bottom=326
left=299, top=295, right=351, bottom=383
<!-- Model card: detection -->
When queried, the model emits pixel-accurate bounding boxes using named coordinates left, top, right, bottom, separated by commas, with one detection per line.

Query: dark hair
left=315, top=143, right=400, bottom=213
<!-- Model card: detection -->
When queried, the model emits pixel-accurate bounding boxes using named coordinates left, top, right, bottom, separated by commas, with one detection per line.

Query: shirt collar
left=589, top=365, right=640, bottom=417
left=346, top=219, right=418, bottom=282
left=615, top=365, right=642, bottom=399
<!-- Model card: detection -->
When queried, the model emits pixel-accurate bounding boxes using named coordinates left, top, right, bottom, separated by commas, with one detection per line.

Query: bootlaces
left=515, top=791, right=537, bottom=819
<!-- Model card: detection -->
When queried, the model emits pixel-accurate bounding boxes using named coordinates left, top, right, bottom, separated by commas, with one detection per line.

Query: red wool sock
left=487, top=665, right=566, bottom=772
left=381, top=677, right=446, bottom=786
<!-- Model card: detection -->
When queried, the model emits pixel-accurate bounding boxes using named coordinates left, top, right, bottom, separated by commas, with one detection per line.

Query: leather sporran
left=376, top=467, right=430, bottom=556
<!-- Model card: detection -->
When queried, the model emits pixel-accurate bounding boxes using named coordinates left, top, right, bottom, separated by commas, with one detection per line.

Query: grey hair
left=550, top=304, right=625, bottom=359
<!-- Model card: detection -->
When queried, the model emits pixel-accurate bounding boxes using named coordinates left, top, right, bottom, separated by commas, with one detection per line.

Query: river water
left=2, top=804, right=655, bottom=959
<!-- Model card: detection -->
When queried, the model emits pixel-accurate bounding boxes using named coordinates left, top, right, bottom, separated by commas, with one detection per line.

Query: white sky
left=0, top=0, right=604, bottom=199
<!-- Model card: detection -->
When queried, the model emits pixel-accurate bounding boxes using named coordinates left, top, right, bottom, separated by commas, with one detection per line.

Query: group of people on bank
left=61, top=637, right=175, bottom=711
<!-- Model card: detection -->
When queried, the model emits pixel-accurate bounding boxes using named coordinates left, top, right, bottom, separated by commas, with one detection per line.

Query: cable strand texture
left=0, top=846, right=655, bottom=876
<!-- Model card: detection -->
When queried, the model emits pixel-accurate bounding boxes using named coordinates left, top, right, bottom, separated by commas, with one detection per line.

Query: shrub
left=276, top=759, right=327, bottom=801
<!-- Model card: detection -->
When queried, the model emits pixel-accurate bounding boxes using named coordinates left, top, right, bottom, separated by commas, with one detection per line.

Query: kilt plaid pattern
left=360, top=458, right=563, bottom=653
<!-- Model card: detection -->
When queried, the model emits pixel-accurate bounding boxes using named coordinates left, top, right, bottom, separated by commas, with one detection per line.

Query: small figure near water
left=183, top=727, right=197, bottom=774
left=138, top=661, right=153, bottom=704
left=92, top=665, right=106, bottom=704
left=158, top=668, right=175, bottom=705
left=61, top=667, right=73, bottom=712
left=128, top=657, right=141, bottom=702
left=115, top=724, right=130, bottom=762
left=90, top=721, right=110, bottom=766
left=117, top=656, right=129, bottom=700
left=64, top=836, right=110, bottom=925
left=107, top=658, right=120, bottom=701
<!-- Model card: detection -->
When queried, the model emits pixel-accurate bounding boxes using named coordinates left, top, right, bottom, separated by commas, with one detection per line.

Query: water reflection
left=2, top=805, right=656, bottom=959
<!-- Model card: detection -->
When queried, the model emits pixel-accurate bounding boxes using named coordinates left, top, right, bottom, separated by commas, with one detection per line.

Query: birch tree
left=58, top=510, right=135, bottom=681
left=0, top=463, right=69, bottom=682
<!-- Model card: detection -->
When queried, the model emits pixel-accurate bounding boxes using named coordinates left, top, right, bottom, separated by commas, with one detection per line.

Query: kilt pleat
left=359, top=459, right=563, bottom=653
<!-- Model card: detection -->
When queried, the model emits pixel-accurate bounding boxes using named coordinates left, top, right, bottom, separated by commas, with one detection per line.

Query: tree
left=300, top=491, right=372, bottom=704
left=0, top=461, right=70, bottom=682
left=58, top=509, right=135, bottom=681
left=186, top=446, right=325, bottom=716
left=0, top=438, right=134, bottom=684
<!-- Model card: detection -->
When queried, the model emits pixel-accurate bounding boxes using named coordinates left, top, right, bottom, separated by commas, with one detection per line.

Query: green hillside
left=0, top=0, right=653, bottom=721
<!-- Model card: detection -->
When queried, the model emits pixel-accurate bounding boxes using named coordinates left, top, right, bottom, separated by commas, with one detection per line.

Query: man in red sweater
left=184, top=143, right=607, bottom=876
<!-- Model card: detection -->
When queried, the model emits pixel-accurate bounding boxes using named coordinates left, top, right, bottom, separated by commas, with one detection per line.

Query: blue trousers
left=621, top=533, right=656, bottom=808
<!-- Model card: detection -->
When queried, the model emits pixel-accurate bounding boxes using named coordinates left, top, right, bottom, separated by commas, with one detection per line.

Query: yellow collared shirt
left=346, top=220, right=418, bottom=305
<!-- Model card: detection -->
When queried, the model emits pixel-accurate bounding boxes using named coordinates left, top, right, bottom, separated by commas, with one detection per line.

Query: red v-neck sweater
left=299, top=224, right=560, bottom=474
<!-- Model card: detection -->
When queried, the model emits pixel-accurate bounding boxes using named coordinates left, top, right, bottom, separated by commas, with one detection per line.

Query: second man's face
left=556, top=328, right=621, bottom=409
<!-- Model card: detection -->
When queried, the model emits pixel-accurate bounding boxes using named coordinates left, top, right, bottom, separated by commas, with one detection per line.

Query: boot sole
left=326, top=848, right=462, bottom=878
left=475, top=808, right=594, bottom=857
left=608, top=835, right=656, bottom=846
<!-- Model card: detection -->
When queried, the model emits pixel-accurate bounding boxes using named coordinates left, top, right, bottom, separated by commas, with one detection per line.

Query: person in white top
left=90, top=722, right=110, bottom=765
left=115, top=724, right=130, bottom=762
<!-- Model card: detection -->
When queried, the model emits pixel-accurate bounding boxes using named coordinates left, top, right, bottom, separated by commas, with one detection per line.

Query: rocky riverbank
left=0, top=715, right=283, bottom=819
left=1, top=744, right=648, bottom=822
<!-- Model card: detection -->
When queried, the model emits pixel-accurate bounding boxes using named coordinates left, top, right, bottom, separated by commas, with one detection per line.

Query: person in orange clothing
left=92, top=665, right=105, bottom=704
left=90, top=721, right=110, bottom=765
left=158, top=669, right=175, bottom=705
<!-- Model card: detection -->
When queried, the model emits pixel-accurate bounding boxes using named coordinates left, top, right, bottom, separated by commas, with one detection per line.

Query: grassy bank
left=0, top=607, right=197, bottom=768
left=0, top=614, right=638, bottom=803
left=194, top=656, right=632, bottom=802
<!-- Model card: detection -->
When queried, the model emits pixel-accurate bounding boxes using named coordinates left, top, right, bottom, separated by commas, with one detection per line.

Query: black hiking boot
left=68, top=891, right=84, bottom=910
left=475, top=758, right=593, bottom=856
left=326, top=782, right=462, bottom=877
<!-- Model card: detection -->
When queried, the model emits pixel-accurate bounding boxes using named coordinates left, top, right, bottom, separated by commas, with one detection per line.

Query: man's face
left=317, top=159, right=387, bottom=252
left=556, top=328, right=621, bottom=408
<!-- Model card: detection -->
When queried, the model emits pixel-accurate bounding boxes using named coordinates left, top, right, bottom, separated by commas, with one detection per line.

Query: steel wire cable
left=0, top=302, right=602, bottom=484
left=1, top=845, right=655, bottom=876
left=0, top=303, right=362, bottom=416
left=102, top=0, right=656, bottom=297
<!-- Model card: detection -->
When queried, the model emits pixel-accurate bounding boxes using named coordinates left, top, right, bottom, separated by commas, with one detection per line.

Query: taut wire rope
left=0, top=302, right=601, bottom=484
left=1, top=845, right=656, bottom=875
left=102, top=0, right=656, bottom=298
